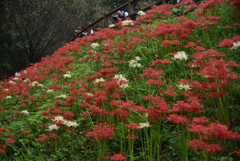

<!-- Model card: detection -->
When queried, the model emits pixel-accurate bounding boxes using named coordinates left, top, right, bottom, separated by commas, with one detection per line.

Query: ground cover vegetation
left=0, top=0, right=240, bottom=160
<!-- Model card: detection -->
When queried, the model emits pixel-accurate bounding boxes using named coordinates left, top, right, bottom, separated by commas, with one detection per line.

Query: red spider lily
left=121, top=101, right=136, bottom=110
left=125, top=134, right=138, bottom=141
left=79, top=102, right=90, bottom=108
left=1, top=144, right=8, bottom=149
left=0, top=149, right=6, bottom=154
left=55, top=99, right=61, bottom=104
left=6, top=139, right=16, bottom=144
left=218, top=39, right=234, bottom=48
left=146, top=79, right=163, bottom=86
left=0, top=128, right=6, bottom=132
left=50, top=133, right=59, bottom=139
left=29, top=96, right=36, bottom=101
left=6, top=133, right=14, bottom=137
left=178, top=79, right=189, bottom=85
left=233, top=22, right=239, bottom=26
left=84, top=72, right=102, bottom=81
left=93, top=92, right=108, bottom=105
left=64, top=111, right=74, bottom=118
left=142, top=68, right=164, bottom=79
left=185, top=41, right=196, bottom=48
left=147, top=106, right=167, bottom=123
left=110, top=153, right=127, bottom=161
left=110, top=100, right=125, bottom=107
left=64, top=41, right=83, bottom=52
left=80, top=111, right=89, bottom=116
left=14, top=111, right=21, bottom=114
left=201, top=26, right=210, bottom=30
left=164, top=89, right=176, bottom=96
left=102, top=79, right=119, bottom=96
left=226, top=61, right=239, bottom=67
left=101, top=62, right=112, bottom=67
left=194, top=46, right=205, bottom=51
left=151, top=59, right=172, bottom=66
left=85, top=124, right=115, bottom=141
left=161, top=40, right=181, bottom=47
left=197, top=59, right=232, bottom=81
left=102, top=40, right=115, bottom=53
left=80, top=57, right=87, bottom=62
left=205, top=15, right=221, bottom=20
left=190, top=81, right=202, bottom=90
left=199, top=0, right=226, bottom=11
left=223, top=25, right=232, bottom=29
left=41, top=93, right=45, bottom=98
left=143, top=95, right=168, bottom=109
left=22, top=130, right=31, bottom=135
left=130, top=37, right=146, bottom=45
left=36, top=102, right=42, bottom=106
left=64, top=94, right=77, bottom=106
left=192, top=116, right=210, bottom=125
left=129, top=105, right=147, bottom=114
left=113, top=109, right=130, bottom=121
left=233, top=35, right=240, bottom=42
left=98, top=120, right=109, bottom=125
left=36, top=135, right=49, bottom=143
left=99, top=67, right=119, bottom=76
left=41, top=111, right=49, bottom=116
left=182, top=19, right=198, bottom=29
left=88, top=105, right=108, bottom=116
left=208, top=91, right=227, bottom=98
left=167, top=114, right=189, bottom=125
left=110, top=92, right=124, bottom=99
left=125, top=123, right=138, bottom=131
left=188, top=139, right=222, bottom=153
left=188, top=122, right=240, bottom=140
left=171, top=98, right=202, bottom=113
left=119, top=60, right=126, bottom=64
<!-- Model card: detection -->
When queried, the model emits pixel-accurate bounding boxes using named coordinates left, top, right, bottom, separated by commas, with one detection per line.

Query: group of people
left=71, top=26, right=92, bottom=41
left=112, top=10, right=129, bottom=23
left=72, top=10, right=129, bottom=41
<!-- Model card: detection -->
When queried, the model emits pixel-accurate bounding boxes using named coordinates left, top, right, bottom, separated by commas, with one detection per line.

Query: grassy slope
left=1, top=0, right=240, bottom=160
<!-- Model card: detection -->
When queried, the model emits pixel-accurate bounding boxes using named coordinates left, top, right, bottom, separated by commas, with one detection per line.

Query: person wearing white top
left=15, top=72, right=20, bottom=76
left=117, top=10, right=129, bottom=20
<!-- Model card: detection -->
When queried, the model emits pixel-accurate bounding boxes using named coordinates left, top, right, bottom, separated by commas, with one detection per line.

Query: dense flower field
left=1, top=0, right=240, bottom=160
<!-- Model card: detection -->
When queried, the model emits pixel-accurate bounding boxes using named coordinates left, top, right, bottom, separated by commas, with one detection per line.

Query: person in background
left=113, top=10, right=129, bottom=23
left=71, top=26, right=87, bottom=41
left=75, top=26, right=87, bottom=38
left=15, top=71, right=20, bottom=76
left=71, top=26, right=94, bottom=41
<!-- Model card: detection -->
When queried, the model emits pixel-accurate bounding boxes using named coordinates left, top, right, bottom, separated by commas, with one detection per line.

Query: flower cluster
left=129, top=56, right=143, bottom=68
left=138, top=122, right=150, bottom=129
left=137, top=11, right=146, bottom=16
left=172, top=51, right=188, bottom=61
left=93, top=78, right=106, bottom=83
left=230, top=41, right=240, bottom=50
left=109, top=24, right=115, bottom=28
left=90, top=43, right=99, bottom=49
left=63, top=71, right=71, bottom=78
left=113, top=74, right=129, bottom=89
left=122, top=20, right=134, bottom=26
left=85, top=124, right=115, bottom=141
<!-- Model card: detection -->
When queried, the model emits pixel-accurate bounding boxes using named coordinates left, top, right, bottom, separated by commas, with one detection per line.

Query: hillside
left=0, top=0, right=240, bottom=160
